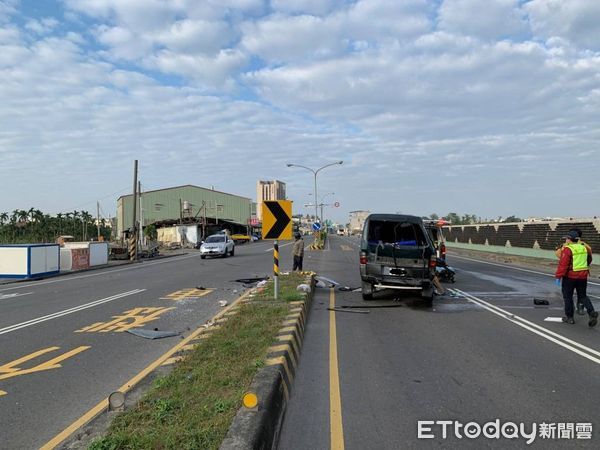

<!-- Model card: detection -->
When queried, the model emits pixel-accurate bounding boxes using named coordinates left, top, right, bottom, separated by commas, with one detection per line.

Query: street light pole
left=286, top=161, right=343, bottom=226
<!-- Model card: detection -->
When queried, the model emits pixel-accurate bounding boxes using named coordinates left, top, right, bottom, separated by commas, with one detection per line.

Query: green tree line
left=0, top=208, right=111, bottom=244
left=429, top=213, right=523, bottom=225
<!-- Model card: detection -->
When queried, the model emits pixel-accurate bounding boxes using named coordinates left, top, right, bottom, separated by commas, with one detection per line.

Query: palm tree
left=56, top=213, right=64, bottom=236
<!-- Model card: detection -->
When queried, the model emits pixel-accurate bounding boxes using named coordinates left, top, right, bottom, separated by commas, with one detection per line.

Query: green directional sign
left=262, top=201, right=293, bottom=240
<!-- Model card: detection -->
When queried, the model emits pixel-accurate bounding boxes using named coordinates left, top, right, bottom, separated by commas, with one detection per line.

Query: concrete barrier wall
left=445, top=220, right=600, bottom=260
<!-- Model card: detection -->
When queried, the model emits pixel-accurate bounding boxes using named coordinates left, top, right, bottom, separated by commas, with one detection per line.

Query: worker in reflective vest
left=554, top=227, right=592, bottom=315
left=555, top=230, right=597, bottom=326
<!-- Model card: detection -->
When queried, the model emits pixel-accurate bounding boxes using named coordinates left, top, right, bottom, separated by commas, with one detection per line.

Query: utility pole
left=202, top=200, right=206, bottom=240
left=139, top=181, right=143, bottom=247
left=96, top=201, right=101, bottom=240
left=130, top=160, right=138, bottom=261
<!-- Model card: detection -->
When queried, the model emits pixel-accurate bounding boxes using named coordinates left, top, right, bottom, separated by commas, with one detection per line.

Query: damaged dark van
left=359, top=214, right=437, bottom=303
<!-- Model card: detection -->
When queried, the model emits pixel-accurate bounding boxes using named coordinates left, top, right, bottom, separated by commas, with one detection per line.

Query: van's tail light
left=360, top=252, right=368, bottom=265
left=429, top=256, right=437, bottom=268
left=440, top=243, right=446, bottom=259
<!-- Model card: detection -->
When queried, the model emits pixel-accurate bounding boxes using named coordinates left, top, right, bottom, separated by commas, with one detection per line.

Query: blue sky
left=1, top=0, right=599, bottom=223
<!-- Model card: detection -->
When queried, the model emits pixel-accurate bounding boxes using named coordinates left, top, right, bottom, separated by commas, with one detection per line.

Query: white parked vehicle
left=200, top=234, right=235, bottom=259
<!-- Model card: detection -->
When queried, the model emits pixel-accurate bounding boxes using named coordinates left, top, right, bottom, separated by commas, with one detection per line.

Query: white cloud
left=437, top=0, right=527, bottom=40
left=145, top=48, right=248, bottom=86
left=271, top=0, right=345, bottom=16
left=25, top=17, right=59, bottom=35
left=0, top=0, right=19, bottom=23
left=525, top=0, right=600, bottom=51
left=156, top=19, right=232, bottom=55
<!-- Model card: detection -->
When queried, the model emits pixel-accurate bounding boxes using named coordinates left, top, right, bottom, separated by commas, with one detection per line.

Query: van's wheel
left=362, top=281, right=374, bottom=300
left=230, top=247, right=235, bottom=256
left=201, top=255, right=206, bottom=259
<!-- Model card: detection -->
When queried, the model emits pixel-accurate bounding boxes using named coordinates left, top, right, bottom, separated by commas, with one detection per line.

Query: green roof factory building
left=116, top=184, right=254, bottom=238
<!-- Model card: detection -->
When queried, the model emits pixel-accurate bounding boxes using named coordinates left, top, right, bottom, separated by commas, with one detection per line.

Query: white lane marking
left=499, top=305, right=563, bottom=310
left=0, top=292, right=33, bottom=301
left=263, top=241, right=294, bottom=252
left=0, top=253, right=201, bottom=293
left=452, top=288, right=600, bottom=365
left=544, top=317, right=564, bottom=322
left=450, top=254, right=600, bottom=287
left=590, top=295, right=600, bottom=300
left=0, top=289, right=145, bottom=335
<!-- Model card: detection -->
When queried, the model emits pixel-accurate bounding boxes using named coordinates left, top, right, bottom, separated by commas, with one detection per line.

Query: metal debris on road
left=233, top=277, right=268, bottom=284
left=327, top=307, right=370, bottom=314
left=127, top=329, right=180, bottom=339
left=338, top=286, right=360, bottom=292
left=315, top=276, right=339, bottom=288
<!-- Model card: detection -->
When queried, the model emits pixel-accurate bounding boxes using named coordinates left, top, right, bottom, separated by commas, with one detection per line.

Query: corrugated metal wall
left=117, top=185, right=252, bottom=235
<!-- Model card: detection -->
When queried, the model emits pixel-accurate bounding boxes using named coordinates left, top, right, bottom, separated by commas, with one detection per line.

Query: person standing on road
left=555, top=227, right=592, bottom=315
left=292, top=233, right=304, bottom=271
left=555, top=230, right=598, bottom=327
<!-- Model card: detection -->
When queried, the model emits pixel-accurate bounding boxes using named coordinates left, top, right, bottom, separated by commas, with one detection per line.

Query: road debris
left=296, top=284, right=311, bottom=293
left=338, top=286, right=360, bottom=292
left=327, top=307, right=370, bottom=314
left=218, top=300, right=228, bottom=307
left=127, top=329, right=180, bottom=339
left=233, top=277, right=268, bottom=284
left=315, top=276, right=339, bottom=288
left=533, top=298, right=550, bottom=306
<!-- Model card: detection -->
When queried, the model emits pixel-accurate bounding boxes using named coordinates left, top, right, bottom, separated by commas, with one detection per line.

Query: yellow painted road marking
left=0, top=346, right=90, bottom=395
left=75, top=307, right=174, bottom=333
left=330, top=288, right=345, bottom=450
left=277, top=334, right=300, bottom=358
left=268, top=344, right=298, bottom=369
left=160, top=288, right=213, bottom=301
left=265, top=355, right=294, bottom=384
left=41, top=288, right=254, bottom=450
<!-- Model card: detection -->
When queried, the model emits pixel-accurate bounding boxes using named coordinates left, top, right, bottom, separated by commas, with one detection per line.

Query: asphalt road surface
left=278, top=235, right=600, bottom=449
left=0, top=240, right=296, bottom=450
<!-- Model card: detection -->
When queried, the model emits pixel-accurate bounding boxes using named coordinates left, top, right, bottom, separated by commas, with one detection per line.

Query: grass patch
left=88, top=299, right=291, bottom=450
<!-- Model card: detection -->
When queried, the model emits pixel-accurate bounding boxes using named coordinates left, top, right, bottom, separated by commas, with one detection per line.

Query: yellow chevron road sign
left=262, top=201, right=293, bottom=240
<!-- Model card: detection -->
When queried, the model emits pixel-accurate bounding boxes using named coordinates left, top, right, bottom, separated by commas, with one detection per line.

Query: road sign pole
left=274, top=240, right=279, bottom=300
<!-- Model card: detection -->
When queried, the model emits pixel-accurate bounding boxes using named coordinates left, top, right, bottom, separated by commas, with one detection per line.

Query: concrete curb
left=220, top=274, right=315, bottom=450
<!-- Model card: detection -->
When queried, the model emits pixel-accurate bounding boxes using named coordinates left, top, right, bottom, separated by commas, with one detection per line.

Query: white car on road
left=200, top=234, right=235, bottom=258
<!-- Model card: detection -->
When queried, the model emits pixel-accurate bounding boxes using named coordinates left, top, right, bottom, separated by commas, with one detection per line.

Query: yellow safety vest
left=566, top=243, right=589, bottom=272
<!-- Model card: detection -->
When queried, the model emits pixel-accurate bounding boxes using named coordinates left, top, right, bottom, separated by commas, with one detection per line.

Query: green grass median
left=89, top=273, right=309, bottom=450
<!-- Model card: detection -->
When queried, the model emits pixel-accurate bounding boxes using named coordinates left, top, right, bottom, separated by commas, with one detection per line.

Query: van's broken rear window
left=367, top=220, right=428, bottom=247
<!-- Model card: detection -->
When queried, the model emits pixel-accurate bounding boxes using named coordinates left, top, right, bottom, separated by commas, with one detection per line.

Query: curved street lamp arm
left=315, top=160, right=343, bottom=175
left=286, top=163, right=316, bottom=175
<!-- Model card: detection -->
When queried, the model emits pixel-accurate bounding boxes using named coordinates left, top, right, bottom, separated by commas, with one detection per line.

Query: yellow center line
left=330, top=288, right=345, bottom=450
